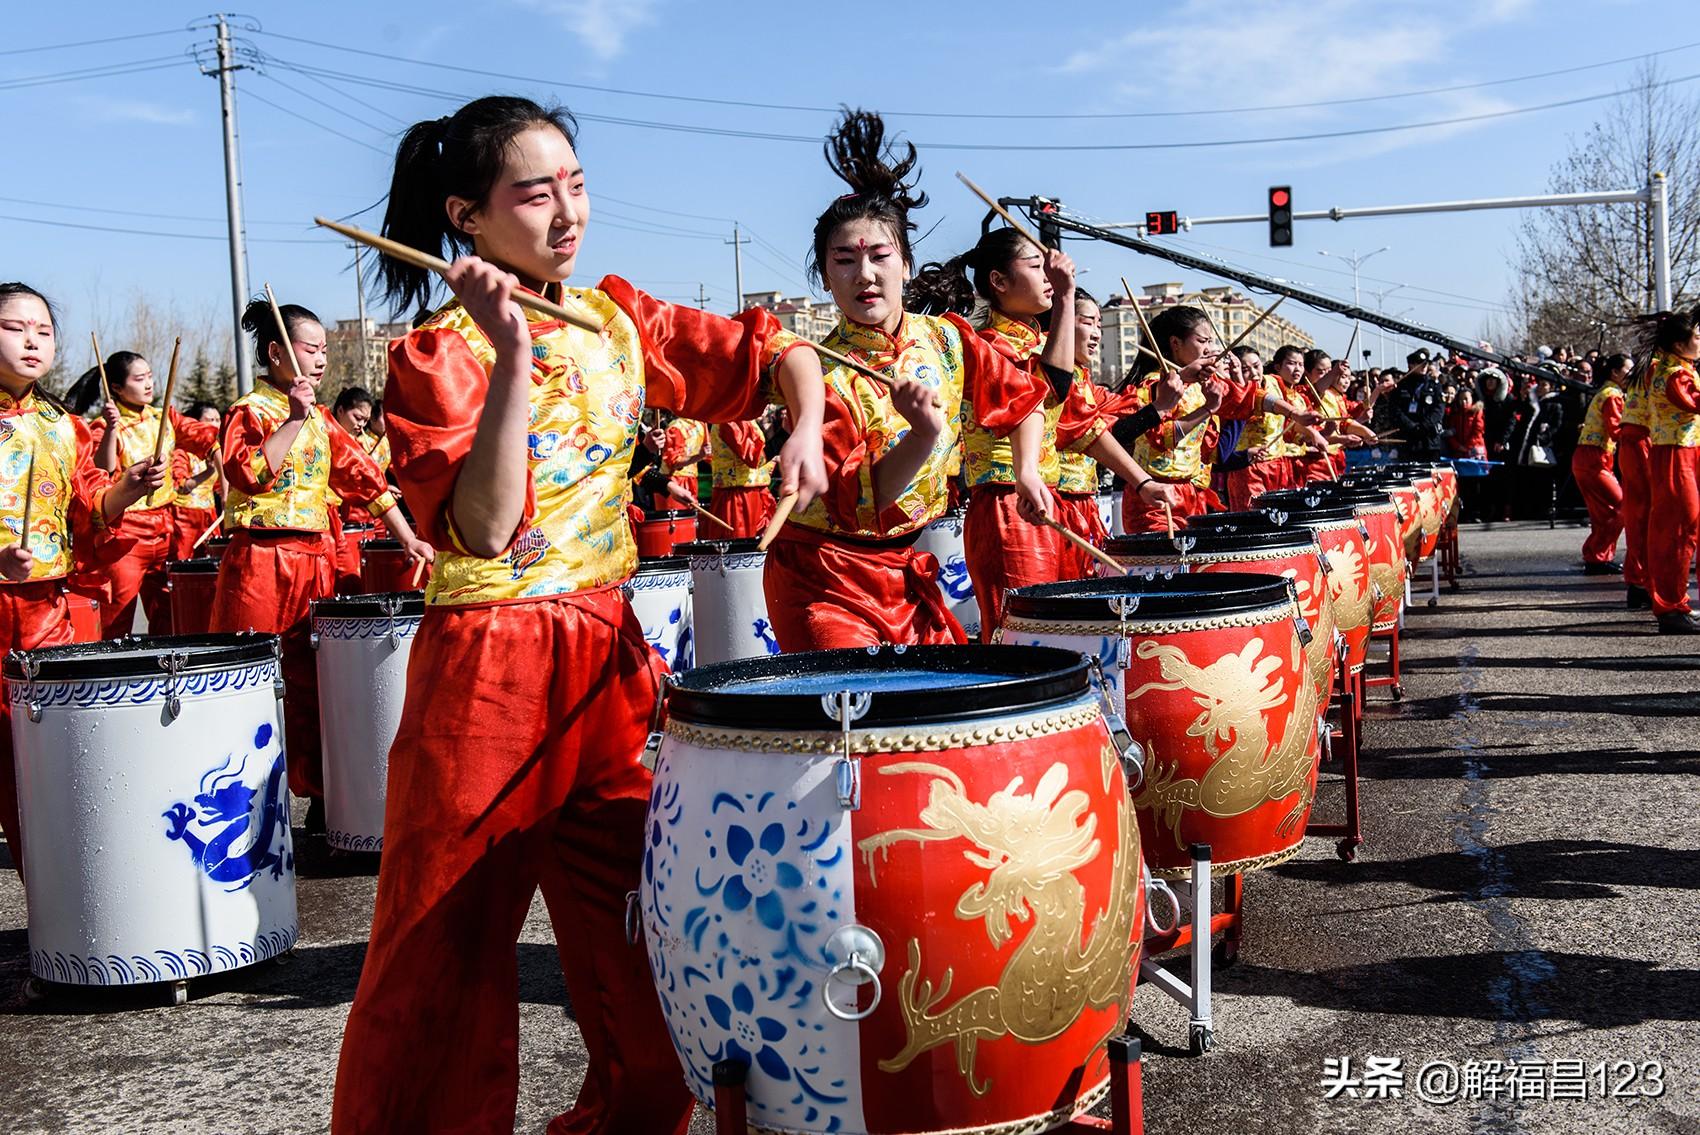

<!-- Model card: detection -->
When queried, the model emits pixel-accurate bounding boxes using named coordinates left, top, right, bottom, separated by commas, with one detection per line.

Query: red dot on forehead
left=556, top=166, right=570, bottom=181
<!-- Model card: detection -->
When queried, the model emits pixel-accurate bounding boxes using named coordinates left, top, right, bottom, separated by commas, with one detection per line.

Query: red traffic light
left=1270, top=188, right=1290, bottom=208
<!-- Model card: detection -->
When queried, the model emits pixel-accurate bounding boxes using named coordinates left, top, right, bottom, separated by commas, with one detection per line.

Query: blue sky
left=4, top=0, right=1688, bottom=377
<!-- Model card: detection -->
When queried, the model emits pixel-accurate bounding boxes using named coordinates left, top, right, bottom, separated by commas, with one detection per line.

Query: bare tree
left=1509, top=60, right=1700, bottom=351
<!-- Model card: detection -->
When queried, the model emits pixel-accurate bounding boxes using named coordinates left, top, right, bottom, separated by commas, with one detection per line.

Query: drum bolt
left=823, top=691, right=871, bottom=812
left=822, top=924, right=885, bottom=1022
left=158, top=653, right=187, bottom=724
left=624, top=890, right=642, bottom=946
left=309, top=631, right=320, bottom=652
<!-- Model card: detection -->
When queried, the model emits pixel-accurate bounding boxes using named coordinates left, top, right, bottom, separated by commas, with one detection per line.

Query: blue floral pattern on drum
left=642, top=753, right=862, bottom=1132
left=4, top=660, right=278, bottom=709
left=31, top=927, right=297, bottom=986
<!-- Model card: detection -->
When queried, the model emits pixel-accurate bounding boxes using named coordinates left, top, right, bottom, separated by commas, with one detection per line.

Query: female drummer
left=708, top=411, right=779, bottom=537
left=329, top=385, right=382, bottom=590
left=330, top=96, right=826, bottom=1135
left=211, top=299, right=433, bottom=813
left=0, top=283, right=162, bottom=872
left=762, top=110, right=1053, bottom=648
left=64, top=350, right=220, bottom=635
left=1637, top=309, right=1700, bottom=634
left=170, top=401, right=223, bottom=559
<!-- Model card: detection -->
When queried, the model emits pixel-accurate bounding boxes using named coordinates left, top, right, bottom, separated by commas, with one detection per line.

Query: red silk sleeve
left=66, top=416, right=126, bottom=567
left=1055, top=376, right=1108, bottom=452
left=817, top=386, right=875, bottom=532
left=218, top=403, right=274, bottom=497
left=1666, top=366, right=1700, bottom=414
left=719, top=421, right=769, bottom=468
left=599, top=275, right=790, bottom=425
left=1214, top=377, right=1262, bottom=422
left=86, top=418, right=108, bottom=450
left=1601, top=392, right=1624, bottom=439
left=948, top=313, right=1046, bottom=436
left=168, top=406, right=220, bottom=460
left=323, top=407, right=396, bottom=513
left=384, top=327, right=539, bottom=555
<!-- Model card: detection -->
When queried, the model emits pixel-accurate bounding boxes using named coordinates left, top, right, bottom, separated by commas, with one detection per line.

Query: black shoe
left=1657, top=612, right=1700, bottom=635
left=304, top=796, right=327, bottom=836
left=1583, top=561, right=1622, bottom=575
left=1626, top=585, right=1651, bottom=610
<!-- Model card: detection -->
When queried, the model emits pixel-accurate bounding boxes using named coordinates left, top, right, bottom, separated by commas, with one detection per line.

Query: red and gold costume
left=1121, top=373, right=1261, bottom=530
left=764, top=311, right=1044, bottom=650
left=1619, top=372, right=1653, bottom=593
left=1298, top=385, right=1350, bottom=483
left=83, top=403, right=218, bottom=635
left=169, top=445, right=220, bottom=561
left=1572, top=380, right=1624, bottom=568
left=1643, top=353, right=1700, bottom=616
left=661, top=416, right=708, bottom=503
left=0, top=385, right=121, bottom=872
left=1228, top=372, right=1304, bottom=506
left=331, top=278, right=797, bottom=1135
left=707, top=418, right=776, bottom=538
left=962, top=312, right=1107, bottom=637
left=211, top=382, right=396, bottom=799
left=331, top=429, right=393, bottom=593
left=1053, top=366, right=1119, bottom=580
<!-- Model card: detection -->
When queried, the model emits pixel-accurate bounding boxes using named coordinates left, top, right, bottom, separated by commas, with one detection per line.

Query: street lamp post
left=1320, top=246, right=1389, bottom=366
left=1366, top=283, right=1406, bottom=368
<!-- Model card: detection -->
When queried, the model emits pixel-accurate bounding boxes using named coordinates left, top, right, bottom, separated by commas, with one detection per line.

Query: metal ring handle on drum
left=822, top=953, right=882, bottom=1022
left=623, top=890, right=642, bottom=946
left=1145, top=875, right=1182, bottom=935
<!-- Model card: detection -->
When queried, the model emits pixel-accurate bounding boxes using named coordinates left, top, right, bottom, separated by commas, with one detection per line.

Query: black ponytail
left=65, top=350, right=145, bottom=416
left=809, top=108, right=927, bottom=286
left=241, top=298, right=321, bottom=375
left=905, top=224, right=1031, bottom=318
left=380, top=97, right=579, bottom=319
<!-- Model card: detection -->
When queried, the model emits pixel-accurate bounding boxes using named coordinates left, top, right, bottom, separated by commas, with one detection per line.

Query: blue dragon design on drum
left=162, top=722, right=294, bottom=891
left=751, top=618, right=781, bottom=656
left=937, top=556, right=973, bottom=602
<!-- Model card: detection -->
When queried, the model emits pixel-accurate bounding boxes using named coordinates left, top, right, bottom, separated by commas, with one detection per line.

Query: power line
left=0, top=29, right=184, bottom=57
left=0, top=193, right=303, bottom=228
left=241, top=87, right=390, bottom=155
left=252, top=70, right=395, bottom=136
left=0, top=55, right=185, bottom=90
left=1, top=212, right=323, bottom=244
left=246, top=26, right=1700, bottom=122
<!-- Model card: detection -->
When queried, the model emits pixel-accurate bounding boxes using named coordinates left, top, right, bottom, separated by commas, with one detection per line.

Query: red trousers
left=1054, top=492, right=1107, bottom=580
left=1295, top=452, right=1336, bottom=484
left=1618, top=431, right=1652, bottom=589
left=0, top=581, right=80, bottom=874
left=964, top=484, right=1065, bottom=642
left=763, top=526, right=965, bottom=650
left=331, top=590, right=691, bottom=1135
left=100, top=507, right=175, bottom=637
left=171, top=505, right=220, bottom=561
left=1647, top=445, right=1699, bottom=615
left=1122, top=479, right=1215, bottom=534
left=1571, top=445, right=1622, bottom=567
left=210, top=529, right=335, bottom=798
left=1226, top=458, right=1292, bottom=512
left=708, top=486, right=776, bottom=540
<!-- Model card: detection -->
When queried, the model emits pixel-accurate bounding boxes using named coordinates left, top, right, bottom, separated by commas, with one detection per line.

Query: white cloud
left=76, top=97, right=194, bottom=127
left=515, top=0, right=660, bottom=62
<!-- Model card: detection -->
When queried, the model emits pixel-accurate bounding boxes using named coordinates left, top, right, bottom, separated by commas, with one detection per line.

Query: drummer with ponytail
left=762, top=108, right=1055, bottom=647
left=331, top=95, right=827, bottom=1135
left=0, top=283, right=162, bottom=874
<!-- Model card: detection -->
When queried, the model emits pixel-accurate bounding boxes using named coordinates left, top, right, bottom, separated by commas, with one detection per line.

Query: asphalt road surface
left=1, top=521, right=1694, bottom=1134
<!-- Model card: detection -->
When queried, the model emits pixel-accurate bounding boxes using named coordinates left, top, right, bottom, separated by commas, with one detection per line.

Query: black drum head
left=1005, top=571, right=1294, bottom=622
left=311, top=592, right=426, bottom=619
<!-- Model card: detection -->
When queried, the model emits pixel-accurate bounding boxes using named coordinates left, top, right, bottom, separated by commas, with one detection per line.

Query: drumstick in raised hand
left=151, top=336, right=183, bottom=464
left=1123, top=278, right=1176, bottom=375
left=16, top=447, right=35, bottom=552
left=1041, top=515, right=1127, bottom=576
left=191, top=516, right=223, bottom=552
left=757, top=491, right=798, bottom=552
left=665, top=482, right=735, bottom=534
left=264, top=284, right=308, bottom=382
left=1217, top=297, right=1286, bottom=356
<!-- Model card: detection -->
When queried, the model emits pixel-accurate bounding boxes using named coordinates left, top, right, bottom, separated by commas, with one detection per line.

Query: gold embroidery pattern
left=664, top=704, right=1102, bottom=755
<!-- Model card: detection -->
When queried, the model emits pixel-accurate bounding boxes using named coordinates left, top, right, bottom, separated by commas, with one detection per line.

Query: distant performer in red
left=1572, top=353, right=1629, bottom=575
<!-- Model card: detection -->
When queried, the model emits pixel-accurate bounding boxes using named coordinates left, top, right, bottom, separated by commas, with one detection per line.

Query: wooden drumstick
left=1218, top=297, right=1286, bottom=356
left=757, top=491, right=797, bottom=552
left=955, top=172, right=1045, bottom=250
left=190, top=515, right=222, bottom=552
left=151, top=336, right=182, bottom=464
left=409, top=556, right=427, bottom=589
left=16, top=447, right=35, bottom=552
left=263, top=283, right=308, bottom=383
left=665, top=482, right=735, bottom=534
left=1122, top=278, right=1176, bottom=375
left=1162, top=500, right=1176, bottom=543
left=1042, top=515, right=1127, bottom=576
left=315, top=217, right=605, bottom=334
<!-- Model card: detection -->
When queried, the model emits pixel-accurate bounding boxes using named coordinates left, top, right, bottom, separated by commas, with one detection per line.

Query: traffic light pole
left=1008, top=198, right=1594, bottom=393
left=1099, top=177, right=1673, bottom=311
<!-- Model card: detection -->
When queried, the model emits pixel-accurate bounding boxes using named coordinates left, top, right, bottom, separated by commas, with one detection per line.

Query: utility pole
left=205, top=14, right=253, bottom=395
left=695, top=283, right=709, bottom=310
left=351, top=244, right=372, bottom=387
left=726, top=223, right=749, bottom=314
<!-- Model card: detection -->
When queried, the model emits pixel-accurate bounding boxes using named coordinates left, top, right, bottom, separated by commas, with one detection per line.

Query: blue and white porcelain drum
left=641, top=645, right=1144, bottom=1134
left=5, top=635, right=298, bottom=986
left=622, top=556, right=694, bottom=672
left=1097, top=490, right=1119, bottom=537
left=911, top=507, right=978, bottom=640
left=680, top=540, right=778, bottom=665
left=312, top=593, right=423, bottom=852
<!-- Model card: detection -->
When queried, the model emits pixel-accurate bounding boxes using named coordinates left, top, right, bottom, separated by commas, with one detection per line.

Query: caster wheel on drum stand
left=1390, top=685, right=1404, bottom=701
left=1212, top=940, right=1239, bottom=969
left=1427, top=597, right=1438, bottom=608
left=170, top=979, right=189, bottom=1007
left=21, top=976, right=48, bottom=1004
left=1188, top=1024, right=1215, bottom=1056
left=1336, top=838, right=1361, bottom=862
